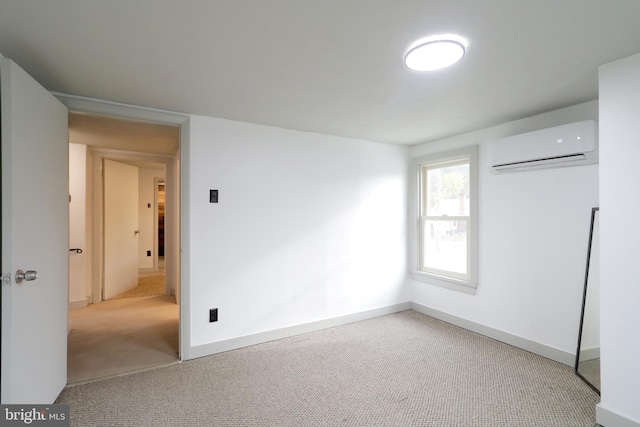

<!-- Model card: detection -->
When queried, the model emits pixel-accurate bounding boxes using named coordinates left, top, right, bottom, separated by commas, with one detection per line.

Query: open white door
left=1, top=58, right=69, bottom=403
left=103, top=159, right=139, bottom=300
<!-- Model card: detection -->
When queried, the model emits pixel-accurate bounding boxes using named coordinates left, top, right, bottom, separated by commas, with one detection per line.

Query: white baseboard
left=597, top=404, right=640, bottom=427
left=189, top=301, right=577, bottom=367
left=69, top=299, right=88, bottom=310
left=190, top=302, right=411, bottom=360
left=580, top=346, right=600, bottom=361
left=410, top=302, right=575, bottom=366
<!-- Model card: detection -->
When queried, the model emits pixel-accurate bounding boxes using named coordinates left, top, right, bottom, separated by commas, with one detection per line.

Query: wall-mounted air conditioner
left=489, top=120, right=598, bottom=173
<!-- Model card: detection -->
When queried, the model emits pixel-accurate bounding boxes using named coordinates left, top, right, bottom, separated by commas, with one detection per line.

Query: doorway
left=158, top=181, right=165, bottom=259
left=67, top=112, right=181, bottom=384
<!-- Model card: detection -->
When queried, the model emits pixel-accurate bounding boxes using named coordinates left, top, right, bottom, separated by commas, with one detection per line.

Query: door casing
left=56, top=93, right=192, bottom=361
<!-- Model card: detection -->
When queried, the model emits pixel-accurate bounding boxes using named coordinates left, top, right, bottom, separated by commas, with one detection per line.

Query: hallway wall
left=69, top=143, right=89, bottom=309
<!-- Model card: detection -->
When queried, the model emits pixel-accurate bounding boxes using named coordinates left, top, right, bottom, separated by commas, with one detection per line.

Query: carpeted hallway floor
left=67, top=280, right=179, bottom=384
left=112, top=262, right=166, bottom=299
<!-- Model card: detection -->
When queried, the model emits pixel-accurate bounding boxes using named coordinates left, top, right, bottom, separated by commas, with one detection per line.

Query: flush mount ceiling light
left=404, top=34, right=468, bottom=71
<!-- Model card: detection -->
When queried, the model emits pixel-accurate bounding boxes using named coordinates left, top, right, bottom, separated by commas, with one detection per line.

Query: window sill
left=410, top=270, right=477, bottom=295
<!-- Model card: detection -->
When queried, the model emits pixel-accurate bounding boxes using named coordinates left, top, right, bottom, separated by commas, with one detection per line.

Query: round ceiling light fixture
left=404, top=34, right=468, bottom=71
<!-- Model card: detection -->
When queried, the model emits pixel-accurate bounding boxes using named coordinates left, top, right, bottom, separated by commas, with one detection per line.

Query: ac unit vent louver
left=489, top=121, right=598, bottom=173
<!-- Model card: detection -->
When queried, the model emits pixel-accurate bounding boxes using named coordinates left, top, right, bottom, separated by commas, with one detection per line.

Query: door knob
left=15, top=269, right=37, bottom=284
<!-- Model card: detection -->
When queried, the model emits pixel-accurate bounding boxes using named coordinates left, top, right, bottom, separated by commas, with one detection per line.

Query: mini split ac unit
left=489, top=120, right=598, bottom=173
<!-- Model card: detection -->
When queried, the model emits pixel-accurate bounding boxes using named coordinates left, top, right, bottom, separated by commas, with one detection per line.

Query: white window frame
left=410, top=146, right=478, bottom=294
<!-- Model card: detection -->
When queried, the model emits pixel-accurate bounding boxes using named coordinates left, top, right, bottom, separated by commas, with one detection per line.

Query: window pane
left=425, top=163, right=469, bottom=216
left=422, top=219, right=468, bottom=275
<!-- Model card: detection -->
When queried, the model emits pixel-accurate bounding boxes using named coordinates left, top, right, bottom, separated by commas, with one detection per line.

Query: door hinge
left=2, top=273, right=12, bottom=286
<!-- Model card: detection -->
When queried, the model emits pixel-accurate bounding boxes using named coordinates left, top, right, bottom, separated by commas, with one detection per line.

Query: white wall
left=138, top=167, right=165, bottom=270
left=409, top=101, right=599, bottom=361
left=598, top=52, right=640, bottom=427
left=68, top=143, right=88, bottom=308
left=187, top=116, right=409, bottom=349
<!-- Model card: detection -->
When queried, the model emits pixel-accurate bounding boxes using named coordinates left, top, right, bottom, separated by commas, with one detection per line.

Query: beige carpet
left=58, top=310, right=599, bottom=426
left=111, top=269, right=166, bottom=299
left=67, top=295, right=179, bottom=385
left=577, top=358, right=601, bottom=391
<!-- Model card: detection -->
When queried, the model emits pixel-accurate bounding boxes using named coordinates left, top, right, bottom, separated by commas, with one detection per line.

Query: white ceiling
left=69, top=112, right=179, bottom=155
left=2, top=1, right=640, bottom=146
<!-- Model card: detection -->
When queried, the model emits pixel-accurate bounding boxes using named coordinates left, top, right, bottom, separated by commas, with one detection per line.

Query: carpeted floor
left=67, top=295, right=179, bottom=385
left=577, top=358, right=601, bottom=391
left=111, top=269, right=166, bottom=299
left=57, top=310, right=599, bottom=426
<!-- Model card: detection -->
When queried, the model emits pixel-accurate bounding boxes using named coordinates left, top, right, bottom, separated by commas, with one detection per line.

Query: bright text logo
left=0, top=405, right=69, bottom=426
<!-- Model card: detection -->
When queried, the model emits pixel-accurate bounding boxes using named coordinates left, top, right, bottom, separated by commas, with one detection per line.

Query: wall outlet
left=210, top=189, right=219, bottom=203
left=209, top=308, right=218, bottom=323
left=146, top=250, right=151, bottom=257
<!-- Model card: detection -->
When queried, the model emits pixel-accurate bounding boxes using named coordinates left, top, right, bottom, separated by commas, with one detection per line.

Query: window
left=411, top=146, right=478, bottom=293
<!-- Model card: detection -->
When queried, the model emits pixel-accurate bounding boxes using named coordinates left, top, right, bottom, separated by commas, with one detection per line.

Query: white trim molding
left=54, top=92, right=192, bottom=362
left=409, top=145, right=479, bottom=294
left=191, top=301, right=577, bottom=368
left=191, top=303, right=411, bottom=359
left=68, top=299, right=88, bottom=310
left=410, top=302, right=575, bottom=366
left=597, top=404, right=640, bottom=427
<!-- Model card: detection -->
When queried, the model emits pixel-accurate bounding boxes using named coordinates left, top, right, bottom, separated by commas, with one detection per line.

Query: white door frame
left=56, top=93, right=192, bottom=361
left=89, top=149, right=175, bottom=302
